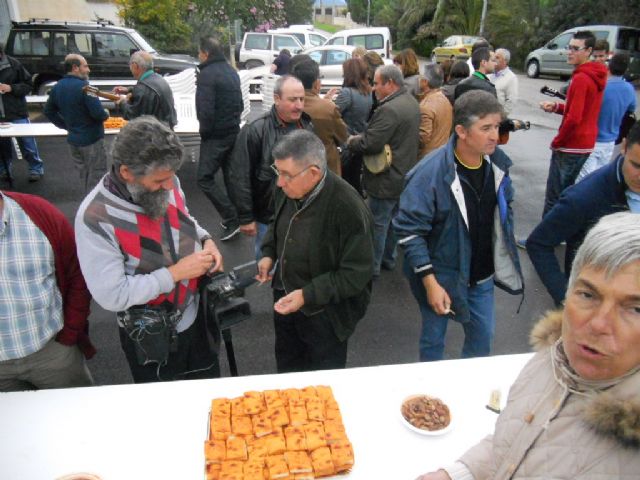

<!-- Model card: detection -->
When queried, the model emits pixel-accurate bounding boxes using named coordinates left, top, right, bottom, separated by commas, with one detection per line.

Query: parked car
left=323, top=27, right=392, bottom=60
left=430, top=35, right=485, bottom=64
left=4, top=19, right=197, bottom=94
left=238, top=32, right=304, bottom=70
left=304, top=45, right=356, bottom=91
left=268, top=27, right=329, bottom=49
left=525, top=25, right=640, bottom=80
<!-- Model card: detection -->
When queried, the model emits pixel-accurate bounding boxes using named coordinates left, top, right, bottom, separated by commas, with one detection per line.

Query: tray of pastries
left=205, top=385, right=354, bottom=479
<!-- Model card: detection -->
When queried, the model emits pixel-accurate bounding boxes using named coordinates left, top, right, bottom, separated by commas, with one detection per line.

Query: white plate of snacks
left=400, top=394, right=453, bottom=436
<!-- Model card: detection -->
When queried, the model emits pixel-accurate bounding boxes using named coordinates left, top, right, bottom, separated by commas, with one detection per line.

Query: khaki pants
left=0, top=338, right=94, bottom=392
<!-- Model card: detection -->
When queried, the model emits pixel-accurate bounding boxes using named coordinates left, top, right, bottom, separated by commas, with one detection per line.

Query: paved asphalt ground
left=5, top=73, right=635, bottom=386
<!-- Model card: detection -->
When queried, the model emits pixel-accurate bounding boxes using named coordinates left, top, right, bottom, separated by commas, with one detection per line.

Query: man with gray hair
left=256, top=130, right=374, bottom=372
left=418, top=63, right=453, bottom=157
left=44, top=54, right=109, bottom=191
left=229, top=75, right=312, bottom=258
left=75, top=116, right=224, bottom=383
left=489, top=48, right=518, bottom=115
left=347, top=64, right=421, bottom=278
left=394, top=91, right=523, bottom=361
left=114, top=50, right=177, bottom=129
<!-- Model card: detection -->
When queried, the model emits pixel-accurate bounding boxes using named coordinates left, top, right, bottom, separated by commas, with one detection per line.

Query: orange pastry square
left=305, top=397, right=325, bottom=422
left=206, top=462, right=222, bottom=480
left=288, top=399, right=307, bottom=426
left=310, top=447, right=335, bottom=477
left=330, top=441, right=354, bottom=472
left=226, top=435, right=248, bottom=461
left=284, top=426, right=307, bottom=451
left=244, top=391, right=266, bottom=415
left=212, top=398, right=231, bottom=417
left=252, top=411, right=273, bottom=438
left=204, top=440, right=226, bottom=464
left=299, top=386, right=317, bottom=401
left=324, top=407, right=342, bottom=422
left=247, top=436, right=269, bottom=460
left=266, top=454, right=290, bottom=479
left=323, top=420, right=346, bottom=445
left=219, top=460, right=244, bottom=480
left=315, top=385, right=334, bottom=402
left=284, top=451, right=313, bottom=474
left=281, top=388, right=301, bottom=403
left=303, top=422, right=326, bottom=450
left=268, top=405, right=290, bottom=428
left=243, top=458, right=265, bottom=480
left=231, top=415, right=253, bottom=436
left=264, top=390, right=284, bottom=409
left=211, top=415, right=232, bottom=439
left=230, top=396, right=246, bottom=416
left=264, top=430, right=286, bottom=455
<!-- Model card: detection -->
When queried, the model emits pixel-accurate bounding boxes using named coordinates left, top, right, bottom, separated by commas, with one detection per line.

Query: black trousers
left=273, top=290, right=348, bottom=373
left=119, top=307, right=220, bottom=383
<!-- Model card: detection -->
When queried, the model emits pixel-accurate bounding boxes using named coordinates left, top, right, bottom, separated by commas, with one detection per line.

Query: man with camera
left=75, top=116, right=224, bottom=383
left=256, top=130, right=374, bottom=373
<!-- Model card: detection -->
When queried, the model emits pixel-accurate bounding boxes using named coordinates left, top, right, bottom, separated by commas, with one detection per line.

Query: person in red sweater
left=0, top=191, right=95, bottom=391
left=539, top=30, right=607, bottom=216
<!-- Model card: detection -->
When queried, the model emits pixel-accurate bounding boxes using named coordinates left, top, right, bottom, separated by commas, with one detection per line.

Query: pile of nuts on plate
left=401, top=395, right=451, bottom=431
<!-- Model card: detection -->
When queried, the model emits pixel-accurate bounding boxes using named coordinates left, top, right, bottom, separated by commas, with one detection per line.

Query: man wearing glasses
left=537, top=30, right=607, bottom=216
left=256, top=130, right=374, bottom=373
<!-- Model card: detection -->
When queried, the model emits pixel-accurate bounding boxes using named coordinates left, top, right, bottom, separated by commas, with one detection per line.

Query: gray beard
left=126, top=182, right=170, bottom=219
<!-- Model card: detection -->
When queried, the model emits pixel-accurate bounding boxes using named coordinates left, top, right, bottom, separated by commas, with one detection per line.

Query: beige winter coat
left=459, top=310, right=640, bottom=479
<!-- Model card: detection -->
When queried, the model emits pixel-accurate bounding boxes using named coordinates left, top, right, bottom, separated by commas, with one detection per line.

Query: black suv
left=4, top=20, right=197, bottom=94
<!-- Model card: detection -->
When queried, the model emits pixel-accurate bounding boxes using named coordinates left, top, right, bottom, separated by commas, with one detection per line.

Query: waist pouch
left=118, top=307, right=182, bottom=366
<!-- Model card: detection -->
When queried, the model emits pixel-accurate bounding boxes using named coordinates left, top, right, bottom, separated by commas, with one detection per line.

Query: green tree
left=283, top=0, right=315, bottom=25
left=116, top=0, right=193, bottom=53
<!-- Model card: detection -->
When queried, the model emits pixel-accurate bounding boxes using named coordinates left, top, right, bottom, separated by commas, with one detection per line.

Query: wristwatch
left=200, top=234, right=213, bottom=246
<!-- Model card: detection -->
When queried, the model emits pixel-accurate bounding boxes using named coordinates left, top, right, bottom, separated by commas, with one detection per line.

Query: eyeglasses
left=566, top=45, right=588, bottom=52
left=270, top=164, right=313, bottom=182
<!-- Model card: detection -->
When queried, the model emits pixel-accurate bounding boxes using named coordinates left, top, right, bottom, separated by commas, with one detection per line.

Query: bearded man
left=75, top=116, right=224, bottom=383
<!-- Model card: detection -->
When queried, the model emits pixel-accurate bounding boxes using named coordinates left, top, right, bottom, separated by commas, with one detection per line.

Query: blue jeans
left=407, top=269, right=495, bottom=361
left=543, top=150, right=588, bottom=217
left=255, top=221, right=269, bottom=261
left=0, top=118, right=44, bottom=175
left=368, top=196, right=398, bottom=275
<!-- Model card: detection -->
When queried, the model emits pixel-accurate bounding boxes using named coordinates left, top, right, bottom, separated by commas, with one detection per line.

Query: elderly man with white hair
left=417, top=211, right=640, bottom=480
left=489, top=48, right=518, bottom=116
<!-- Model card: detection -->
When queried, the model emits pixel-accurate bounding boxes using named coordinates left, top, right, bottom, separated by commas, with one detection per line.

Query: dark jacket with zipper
left=119, top=71, right=177, bottom=128
left=229, top=106, right=313, bottom=225
left=0, top=54, right=32, bottom=121
left=526, top=156, right=629, bottom=306
left=195, top=54, right=243, bottom=140
left=261, top=171, right=374, bottom=341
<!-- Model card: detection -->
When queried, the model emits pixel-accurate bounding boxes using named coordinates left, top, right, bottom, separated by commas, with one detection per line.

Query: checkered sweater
left=75, top=176, right=207, bottom=331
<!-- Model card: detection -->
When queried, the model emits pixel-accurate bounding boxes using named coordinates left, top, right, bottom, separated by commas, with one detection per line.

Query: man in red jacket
left=0, top=191, right=95, bottom=391
left=539, top=30, right=607, bottom=216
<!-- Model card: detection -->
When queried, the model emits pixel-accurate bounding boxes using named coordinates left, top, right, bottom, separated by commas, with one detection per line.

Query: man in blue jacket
left=527, top=121, right=640, bottom=307
left=394, top=91, right=523, bottom=361
left=44, top=54, right=109, bottom=192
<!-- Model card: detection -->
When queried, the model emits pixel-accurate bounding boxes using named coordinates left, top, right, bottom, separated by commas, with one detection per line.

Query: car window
left=274, top=35, right=300, bottom=50
left=289, top=33, right=305, bottom=44
left=12, top=31, right=51, bottom=56
left=548, top=33, right=572, bottom=50
left=326, top=50, right=350, bottom=65
left=310, top=34, right=326, bottom=47
left=246, top=34, right=270, bottom=50
left=346, top=34, right=383, bottom=50
left=95, top=33, right=138, bottom=58
left=51, top=32, right=92, bottom=56
left=308, top=50, right=323, bottom=64
left=443, top=36, right=457, bottom=47
left=327, top=37, right=344, bottom=46
left=617, top=29, right=640, bottom=52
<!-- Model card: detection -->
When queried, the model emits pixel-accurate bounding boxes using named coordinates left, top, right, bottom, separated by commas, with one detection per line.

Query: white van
left=324, top=27, right=392, bottom=59
left=268, top=27, right=329, bottom=49
left=238, top=32, right=304, bottom=69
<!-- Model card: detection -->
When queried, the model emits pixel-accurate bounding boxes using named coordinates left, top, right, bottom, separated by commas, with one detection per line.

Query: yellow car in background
left=431, top=35, right=485, bottom=63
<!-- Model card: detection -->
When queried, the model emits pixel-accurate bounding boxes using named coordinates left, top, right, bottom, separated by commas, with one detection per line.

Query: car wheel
left=245, top=60, right=264, bottom=70
left=526, top=60, right=540, bottom=78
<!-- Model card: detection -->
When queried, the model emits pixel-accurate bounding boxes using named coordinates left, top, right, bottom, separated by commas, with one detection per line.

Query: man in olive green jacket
left=256, top=130, right=374, bottom=373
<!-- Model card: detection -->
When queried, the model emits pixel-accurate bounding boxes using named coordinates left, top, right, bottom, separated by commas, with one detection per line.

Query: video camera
left=202, top=261, right=258, bottom=376
left=540, top=85, right=567, bottom=101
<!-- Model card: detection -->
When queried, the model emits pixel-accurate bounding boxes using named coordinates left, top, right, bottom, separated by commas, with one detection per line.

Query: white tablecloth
left=0, top=353, right=533, bottom=479
left=0, top=120, right=200, bottom=138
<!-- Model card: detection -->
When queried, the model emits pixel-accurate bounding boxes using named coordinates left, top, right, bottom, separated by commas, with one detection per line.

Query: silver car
left=304, top=45, right=357, bottom=91
left=525, top=25, right=640, bottom=80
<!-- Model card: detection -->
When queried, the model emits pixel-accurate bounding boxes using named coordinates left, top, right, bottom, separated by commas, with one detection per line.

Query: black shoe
left=28, top=173, right=43, bottom=183
left=516, top=238, right=527, bottom=250
left=220, top=226, right=241, bottom=241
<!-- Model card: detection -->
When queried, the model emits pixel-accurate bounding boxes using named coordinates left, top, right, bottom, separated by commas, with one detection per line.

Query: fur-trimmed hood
left=528, top=310, right=640, bottom=448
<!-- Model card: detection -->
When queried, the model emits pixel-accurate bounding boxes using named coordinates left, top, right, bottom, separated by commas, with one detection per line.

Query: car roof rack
left=12, top=18, right=116, bottom=27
